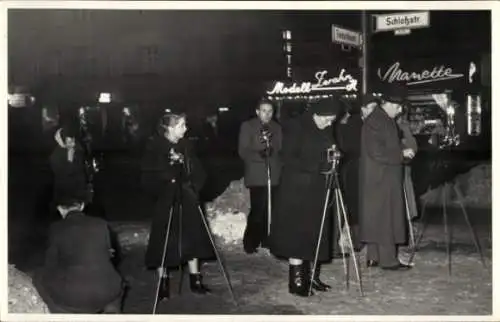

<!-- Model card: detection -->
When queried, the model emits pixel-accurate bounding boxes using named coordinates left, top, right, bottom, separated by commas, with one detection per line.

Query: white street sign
left=332, top=25, right=362, bottom=47
left=374, top=11, right=430, bottom=32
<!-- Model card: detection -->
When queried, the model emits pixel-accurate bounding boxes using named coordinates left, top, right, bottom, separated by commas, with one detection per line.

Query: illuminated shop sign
left=266, top=69, right=358, bottom=96
left=377, top=61, right=464, bottom=86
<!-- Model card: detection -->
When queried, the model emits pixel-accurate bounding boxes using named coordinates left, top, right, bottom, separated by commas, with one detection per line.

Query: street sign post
left=332, top=24, right=362, bottom=48
left=373, top=11, right=430, bottom=35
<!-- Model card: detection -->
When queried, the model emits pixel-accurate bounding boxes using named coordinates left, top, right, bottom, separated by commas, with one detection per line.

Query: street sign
left=374, top=11, right=430, bottom=33
left=332, top=25, right=362, bottom=47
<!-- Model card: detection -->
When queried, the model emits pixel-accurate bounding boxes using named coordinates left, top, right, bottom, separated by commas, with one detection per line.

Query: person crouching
left=33, top=198, right=125, bottom=313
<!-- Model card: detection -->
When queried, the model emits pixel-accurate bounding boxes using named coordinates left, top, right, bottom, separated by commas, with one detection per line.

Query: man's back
left=35, top=212, right=123, bottom=313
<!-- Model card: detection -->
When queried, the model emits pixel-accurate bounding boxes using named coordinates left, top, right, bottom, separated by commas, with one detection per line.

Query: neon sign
left=266, top=69, right=358, bottom=96
left=377, top=62, right=464, bottom=86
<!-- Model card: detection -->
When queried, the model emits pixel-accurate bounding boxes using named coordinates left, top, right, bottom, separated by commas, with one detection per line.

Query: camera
left=327, top=145, right=342, bottom=164
left=259, top=126, right=272, bottom=144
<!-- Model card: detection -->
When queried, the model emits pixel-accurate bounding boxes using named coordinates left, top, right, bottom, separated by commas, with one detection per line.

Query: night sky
left=7, top=9, right=491, bottom=107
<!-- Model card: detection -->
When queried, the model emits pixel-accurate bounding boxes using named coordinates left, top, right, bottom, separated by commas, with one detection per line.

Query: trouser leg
left=243, top=187, right=266, bottom=252
left=378, top=243, right=399, bottom=268
left=366, top=243, right=379, bottom=262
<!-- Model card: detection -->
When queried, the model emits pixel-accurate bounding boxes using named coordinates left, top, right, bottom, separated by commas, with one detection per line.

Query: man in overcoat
left=33, top=197, right=125, bottom=313
left=269, top=98, right=342, bottom=297
left=359, top=86, right=415, bottom=270
left=238, top=99, right=282, bottom=254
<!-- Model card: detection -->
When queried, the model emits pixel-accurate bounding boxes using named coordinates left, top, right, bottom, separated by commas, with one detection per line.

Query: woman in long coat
left=269, top=98, right=341, bottom=297
left=50, top=125, right=91, bottom=219
left=141, top=113, right=214, bottom=301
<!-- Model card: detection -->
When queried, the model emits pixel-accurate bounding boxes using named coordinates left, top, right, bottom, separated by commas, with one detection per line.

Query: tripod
left=152, top=170, right=237, bottom=314
left=309, top=154, right=364, bottom=297
left=407, top=179, right=486, bottom=275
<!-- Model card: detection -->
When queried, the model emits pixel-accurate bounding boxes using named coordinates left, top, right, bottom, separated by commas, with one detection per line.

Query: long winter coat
left=33, top=211, right=123, bottom=313
left=141, top=136, right=214, bottom=269
left=49, top=144, right=90, bottom=205
left=269, top=112, right=334, bottom=262
left=359, top=107, right=406, bottom=246
left=238, top=118, right=282, bottom=187
left=335, top=113, right=363, bottom=226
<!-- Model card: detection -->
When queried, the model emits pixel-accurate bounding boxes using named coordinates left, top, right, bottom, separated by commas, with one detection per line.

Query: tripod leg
left=178, top=204, right=184, bottom=295
left=407, top=187, right=431, bottom=265
left=453, top=184, right=486, bottom=268
left=153, top=205, right=175, bottom=315
left=196, top=205, right=238, bottom=306
left=309, top=173, right=333, bottom=296
left=336, top=183, right=364, bottom=297
left=335, top=189, right=349, bottom=291
left=403, top=184, right=416, bottom=249
left=443, top=184, right=452, bottom=276
left=267, top=164, right=272, bottom=237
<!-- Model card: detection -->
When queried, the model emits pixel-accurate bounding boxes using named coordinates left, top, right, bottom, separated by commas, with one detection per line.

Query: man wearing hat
left=359, top=84, right=415, bottom=270
left=269, top=97, right=342, bottom=297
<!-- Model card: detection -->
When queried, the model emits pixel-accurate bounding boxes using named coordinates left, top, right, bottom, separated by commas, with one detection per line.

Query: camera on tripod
left=327, top=145, right=342, bottom=164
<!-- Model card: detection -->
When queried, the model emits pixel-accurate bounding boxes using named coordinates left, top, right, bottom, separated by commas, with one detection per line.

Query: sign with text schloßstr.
left=374, top=11, right=430, bottom=32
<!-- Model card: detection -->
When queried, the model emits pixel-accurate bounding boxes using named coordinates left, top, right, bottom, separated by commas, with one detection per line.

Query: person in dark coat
left=238, top=99, right=282, bottom=254
left=49, top=125, right=90, bottom=221
left=359, top=86, right=415, bottom=270
left=397, top=105, right=419, bottom=221
left=141, top=113, right=214, bottom=301
left=33, top=197, right=125, bottom=313
left=269, top=98, right=342, bottom=297
left=334, top=93, right=380, bottom=254
left=334, top=101, right=363, bottom=254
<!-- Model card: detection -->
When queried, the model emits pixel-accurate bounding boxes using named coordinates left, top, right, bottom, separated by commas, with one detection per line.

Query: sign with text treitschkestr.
left=332, top=25, right=362, bottom=48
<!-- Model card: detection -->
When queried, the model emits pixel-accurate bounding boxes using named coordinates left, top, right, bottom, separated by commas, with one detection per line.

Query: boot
left=158, top=275, right=170, bottom=301
left=288, top=263, right=314, bottom=297
left=189, top=273, right=211, bottom=295
left=311, top=264, right=332, bottom=292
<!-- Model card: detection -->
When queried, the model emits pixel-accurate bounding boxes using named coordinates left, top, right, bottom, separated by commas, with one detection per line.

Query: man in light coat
left=238, top=99, right=282, bottom=254
left=359, top=85, right=416, bottom=270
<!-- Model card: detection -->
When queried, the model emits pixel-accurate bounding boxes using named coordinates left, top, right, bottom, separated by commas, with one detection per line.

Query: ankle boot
left=189, top=273, right=211, bottom=295
left=288, top=263, right=314, bottom=297
left=311, top=264, right=332, bottom=292
left=158, top=275, right=170, bottom=300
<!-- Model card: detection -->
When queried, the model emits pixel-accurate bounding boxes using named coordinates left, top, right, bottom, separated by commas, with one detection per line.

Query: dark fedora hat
left=380, top=83, right=408, bottom=104
left=362, top=93, right=380, bottom=105
left=308, top=97, right=342, bottom=116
